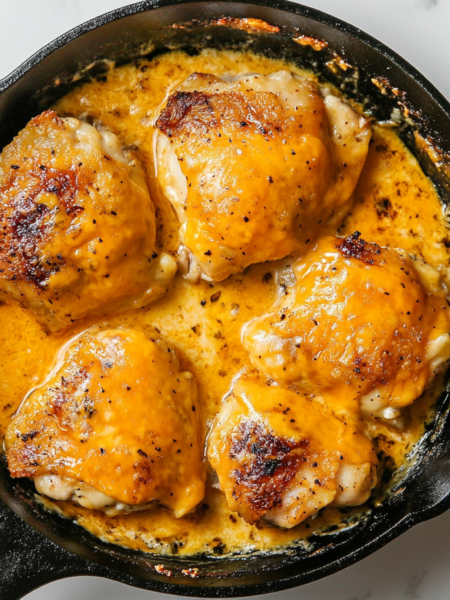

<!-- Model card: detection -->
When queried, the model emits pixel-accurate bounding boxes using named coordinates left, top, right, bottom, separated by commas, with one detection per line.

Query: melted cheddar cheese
left=0, top=48, right=448, bottom=556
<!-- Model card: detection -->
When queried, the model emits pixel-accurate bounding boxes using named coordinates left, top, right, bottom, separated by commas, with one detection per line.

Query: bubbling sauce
left=0, top=49, right=449, bottom=556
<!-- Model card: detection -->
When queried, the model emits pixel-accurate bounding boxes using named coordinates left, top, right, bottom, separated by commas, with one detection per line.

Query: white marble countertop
left=1, top=1, right=450, bottom=599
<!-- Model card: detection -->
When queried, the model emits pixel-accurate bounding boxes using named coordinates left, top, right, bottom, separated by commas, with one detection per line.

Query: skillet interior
left=1, top=1, right=450, bottom=598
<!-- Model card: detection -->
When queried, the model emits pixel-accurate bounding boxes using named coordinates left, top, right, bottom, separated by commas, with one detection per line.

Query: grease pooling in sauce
left=0, top=48, right=449, bottom=556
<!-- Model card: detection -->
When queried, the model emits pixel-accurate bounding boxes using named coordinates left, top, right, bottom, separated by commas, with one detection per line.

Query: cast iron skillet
left=1, top=1, right=450, bottom=598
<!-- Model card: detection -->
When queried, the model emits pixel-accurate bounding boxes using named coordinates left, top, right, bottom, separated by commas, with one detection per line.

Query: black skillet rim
left=1, top=0, right=450, bottom=597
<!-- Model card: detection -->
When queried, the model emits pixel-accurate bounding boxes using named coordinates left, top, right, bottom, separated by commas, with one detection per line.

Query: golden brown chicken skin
left=207, top=371, right=377, bottom=528
left=243, top=233, right=450, bottom=422
left=155, top=71, right=371, bottom=281
left=5, top=326, right=205, bottom=517
left=0, top=110, right=176, bottom=331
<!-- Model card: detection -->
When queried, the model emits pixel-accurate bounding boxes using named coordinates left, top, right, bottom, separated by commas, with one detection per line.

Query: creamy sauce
left=0, top=49, right=449, bottom=556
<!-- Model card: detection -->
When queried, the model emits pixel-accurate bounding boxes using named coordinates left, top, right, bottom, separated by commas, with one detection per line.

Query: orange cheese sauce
left=0, top=49, right=449, bottom=556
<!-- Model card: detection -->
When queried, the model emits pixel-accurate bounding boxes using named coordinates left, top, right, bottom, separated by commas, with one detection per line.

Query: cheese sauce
left=0, top=49, right=449, bottom=556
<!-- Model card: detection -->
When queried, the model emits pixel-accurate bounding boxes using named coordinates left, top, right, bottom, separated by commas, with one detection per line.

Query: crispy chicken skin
left=155, top=71, right=371, bottom=281
left=243, top=233, right=450, bottom=421
left=207, top=371, right=377, bottom=527
left=0, top=111, right=177, bottom=331
left=5, top=326, right=205, bottom=517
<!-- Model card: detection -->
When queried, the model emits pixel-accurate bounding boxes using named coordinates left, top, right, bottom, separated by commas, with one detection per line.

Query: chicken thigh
left=0, top=110, right=177, bottom=331
left=5, top=326, right=205, bottom=517
left=243, top=233, right=450, bottom=421
left=155, top=71, right=371, bottom=281
left=207, top=371, right=376, bottom=527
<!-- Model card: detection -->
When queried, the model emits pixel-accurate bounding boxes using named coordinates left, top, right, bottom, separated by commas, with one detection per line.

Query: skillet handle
left=0, top=498, right=90, bottom=600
